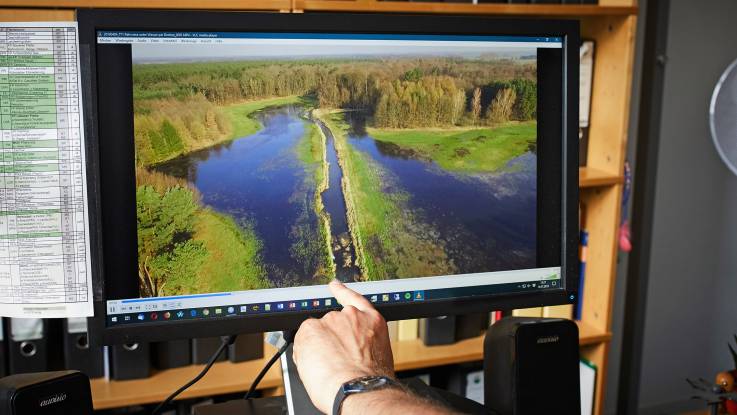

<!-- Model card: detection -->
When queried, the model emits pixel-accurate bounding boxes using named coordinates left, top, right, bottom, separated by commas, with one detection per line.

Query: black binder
left=228, top=333, right=264, bottom=363
left=7, top=318, right=48, bottom=374
left=0, top=319, right=7, bottom=377
left=63, top=318, right=104, bottom=379
left=153, top=339, right=191, bottom=370
left=192, top=337, right=227, bottom=365
left=109, top=342, right=151, bottom=380
left=419, top=316, right=456, bottom=346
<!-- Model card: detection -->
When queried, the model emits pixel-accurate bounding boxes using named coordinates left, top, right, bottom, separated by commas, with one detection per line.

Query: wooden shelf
left=580, top=166, right=623, bottom=188
left=90, top=320, right=610, bottom=409
left=295, top=1, right=637, bottom=16
left=91, top=344, right=284, bottom=410
left=0, top=0, right=291, bottom=11
left=0, top=0, right=636, bottom=15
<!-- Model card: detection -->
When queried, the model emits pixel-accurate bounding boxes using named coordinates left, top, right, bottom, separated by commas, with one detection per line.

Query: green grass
left=194, top=209, right=270, bottom=293
left=320, top=111, right=454, bottom=281
left=224, top=95, right=312, bottom=140
left=295, top=121, right=335, bottom=280
left=367, top=121, right=536, bottom=173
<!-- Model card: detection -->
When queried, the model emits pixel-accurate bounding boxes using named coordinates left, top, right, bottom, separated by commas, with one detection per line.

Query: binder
left=542, top=305, right=574, bottom=319
left=228, top=333, right=264, bottom=363
left=387, top=321, right=399, bottom=342
left=455, top=313, right=489, bottom=341
left=580, top=359, right=597, bottom=415
left=8, top=318, right=48, bottom=374
left=397, top=319, right=419, bottom=341
left=0, top=319, right=6, bottom=377
left=575, top=230, right=589, bottom=320
left=109, top=342, right=151, bottom=380
left=579, top=40, right=596, bottom=166
left=153, top=339, right=191, bottom=370
left=63, top=318, right=104, bottom=378
left=192, top=337, right=227, bottom=365
left=419, top=316, right=456, bottom=346
left=511, top=307, right=543, bottom=317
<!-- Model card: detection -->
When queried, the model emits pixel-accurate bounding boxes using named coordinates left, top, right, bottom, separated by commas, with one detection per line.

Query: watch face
left=344, top=376, right=390, bottom=393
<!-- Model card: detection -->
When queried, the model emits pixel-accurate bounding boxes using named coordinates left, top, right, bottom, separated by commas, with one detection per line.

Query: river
left=314, top=118, right=361, bottom=282
left=153, top=105, right=323, bottom=286
left=343, top=112, right=537, bottom=273
left=153, top=104, right=537, bottom=287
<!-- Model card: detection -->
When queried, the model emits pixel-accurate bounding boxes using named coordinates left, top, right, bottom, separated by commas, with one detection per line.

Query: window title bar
left=97, top=31, right=563, bottom=43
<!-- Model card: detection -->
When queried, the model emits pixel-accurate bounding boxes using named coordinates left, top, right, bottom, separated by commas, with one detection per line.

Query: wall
left=607, top=0, right=737, bottom=413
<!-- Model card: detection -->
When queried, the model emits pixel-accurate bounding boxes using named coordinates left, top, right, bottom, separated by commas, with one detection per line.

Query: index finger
left=329, top=280, right=375, bottom=312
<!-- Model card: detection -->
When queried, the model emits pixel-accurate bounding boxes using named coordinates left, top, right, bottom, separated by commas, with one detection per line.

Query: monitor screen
left=80, top=11, right=577, bottom=344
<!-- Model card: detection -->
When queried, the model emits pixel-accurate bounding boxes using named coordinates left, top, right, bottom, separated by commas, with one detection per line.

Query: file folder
left=63, top=318, right=104, bottom=378
left=8, top=318, right=48, bottom=374
left=109, top=342, right=151, bottom=380
left=192, top=337, right=227, bottom=365
left=228, top=333, right=264, bottom=363
left=153, top=339, right=191, bottom=370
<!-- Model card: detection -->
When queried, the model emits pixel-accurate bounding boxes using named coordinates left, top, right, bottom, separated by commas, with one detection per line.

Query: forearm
left=341, top=387, right=454, bottom=415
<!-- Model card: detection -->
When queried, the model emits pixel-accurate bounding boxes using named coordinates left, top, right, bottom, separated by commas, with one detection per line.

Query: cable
left=152, top=335, right=236, bottom=415
left=244, top=329, right=297, bottom=400
left=244, top=341, right=289, bottom=400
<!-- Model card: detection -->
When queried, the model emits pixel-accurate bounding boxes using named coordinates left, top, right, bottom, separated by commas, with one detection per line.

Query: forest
left=133, top=57, right=536, bottom=166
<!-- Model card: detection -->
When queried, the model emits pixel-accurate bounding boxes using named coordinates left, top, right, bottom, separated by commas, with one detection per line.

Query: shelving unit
left=90, top=320, right=611, bottom=410
left=1, top=3, right=637, bottom=415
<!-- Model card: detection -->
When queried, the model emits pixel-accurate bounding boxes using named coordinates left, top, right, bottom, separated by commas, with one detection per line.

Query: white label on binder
left=10, top=318, right=43, bottom=341
left=66, top=316, right=88, bottom=334
left=0, top=22, right=94, bottom=318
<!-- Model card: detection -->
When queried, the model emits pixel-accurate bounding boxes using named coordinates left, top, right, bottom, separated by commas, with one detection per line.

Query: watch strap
left=332, top=376, right=398, bottom=415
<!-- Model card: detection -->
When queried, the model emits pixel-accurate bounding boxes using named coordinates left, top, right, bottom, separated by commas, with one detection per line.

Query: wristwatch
left=332, top=375, right=399, bottom=415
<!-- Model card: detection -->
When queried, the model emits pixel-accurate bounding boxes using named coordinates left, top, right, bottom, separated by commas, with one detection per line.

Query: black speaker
left=0, top=370, right=93, bottom=415
left=483, top=317, right=580, bottom=415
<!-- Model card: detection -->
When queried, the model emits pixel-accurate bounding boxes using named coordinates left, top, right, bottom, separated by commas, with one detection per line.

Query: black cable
left=244, top=329, right=297, bottom=400
left=152, top=335, right=236, bottom=415
left=244, top=341, right=289, bottom=400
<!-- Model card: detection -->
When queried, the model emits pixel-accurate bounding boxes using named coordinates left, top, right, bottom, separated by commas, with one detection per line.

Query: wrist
left=340, top=386, right=406, bottom=415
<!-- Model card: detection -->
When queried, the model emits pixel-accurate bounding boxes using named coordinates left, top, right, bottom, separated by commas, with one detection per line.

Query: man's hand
left=292, top=280, right=394, bottom=414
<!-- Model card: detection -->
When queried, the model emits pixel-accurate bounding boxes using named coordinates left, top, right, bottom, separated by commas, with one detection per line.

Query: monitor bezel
left=78, top=9, right=579, bottom=346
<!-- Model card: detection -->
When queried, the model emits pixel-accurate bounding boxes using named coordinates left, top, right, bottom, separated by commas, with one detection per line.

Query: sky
left=131, top=42, right=537, bottom=63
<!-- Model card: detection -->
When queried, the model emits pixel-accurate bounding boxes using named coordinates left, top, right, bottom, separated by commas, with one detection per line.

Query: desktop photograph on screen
left=128, top=33, right=542, bottom=298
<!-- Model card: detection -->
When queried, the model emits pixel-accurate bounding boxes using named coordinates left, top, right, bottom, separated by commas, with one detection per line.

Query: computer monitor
left=79, top=10, right=579, bottom=345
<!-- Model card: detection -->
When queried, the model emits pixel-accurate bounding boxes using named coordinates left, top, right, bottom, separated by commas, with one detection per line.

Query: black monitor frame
left=78, top=9, right=579, bottom=346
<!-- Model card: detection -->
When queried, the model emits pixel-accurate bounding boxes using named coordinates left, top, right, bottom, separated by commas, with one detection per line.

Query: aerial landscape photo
left=132, top=39, right=539, bottom=297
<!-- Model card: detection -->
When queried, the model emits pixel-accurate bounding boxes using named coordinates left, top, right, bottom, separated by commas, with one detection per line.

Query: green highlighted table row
left=1, top=140, right=59, bottom=149
left=1, top=105, right=62, bottom=115
left=0, top=209, right=61, bottom=216
left=0, top=55, right=55, bottom=67
left=0, top=163, right=59, bottom=173
left=1, top=151, right=58, bottom=162
left=0, top=232, right=63, bottom=239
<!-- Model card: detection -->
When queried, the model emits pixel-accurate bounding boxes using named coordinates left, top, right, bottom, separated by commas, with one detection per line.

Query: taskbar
left=106, top=278, right=561, bottom=326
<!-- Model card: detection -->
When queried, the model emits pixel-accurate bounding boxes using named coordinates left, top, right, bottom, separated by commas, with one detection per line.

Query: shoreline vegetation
left=368, top=122, right=536, bottom=174
left=296, top=116, right=336, bottom=281
left=315, top=109, right=457, bottom=281
left=133, top=56, right=537, bottom=295
left=136, top=168, right=269, bottom=297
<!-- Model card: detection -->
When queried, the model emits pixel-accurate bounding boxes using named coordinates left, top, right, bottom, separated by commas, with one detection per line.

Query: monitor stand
left=281, top=343, right=321, bottom=415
